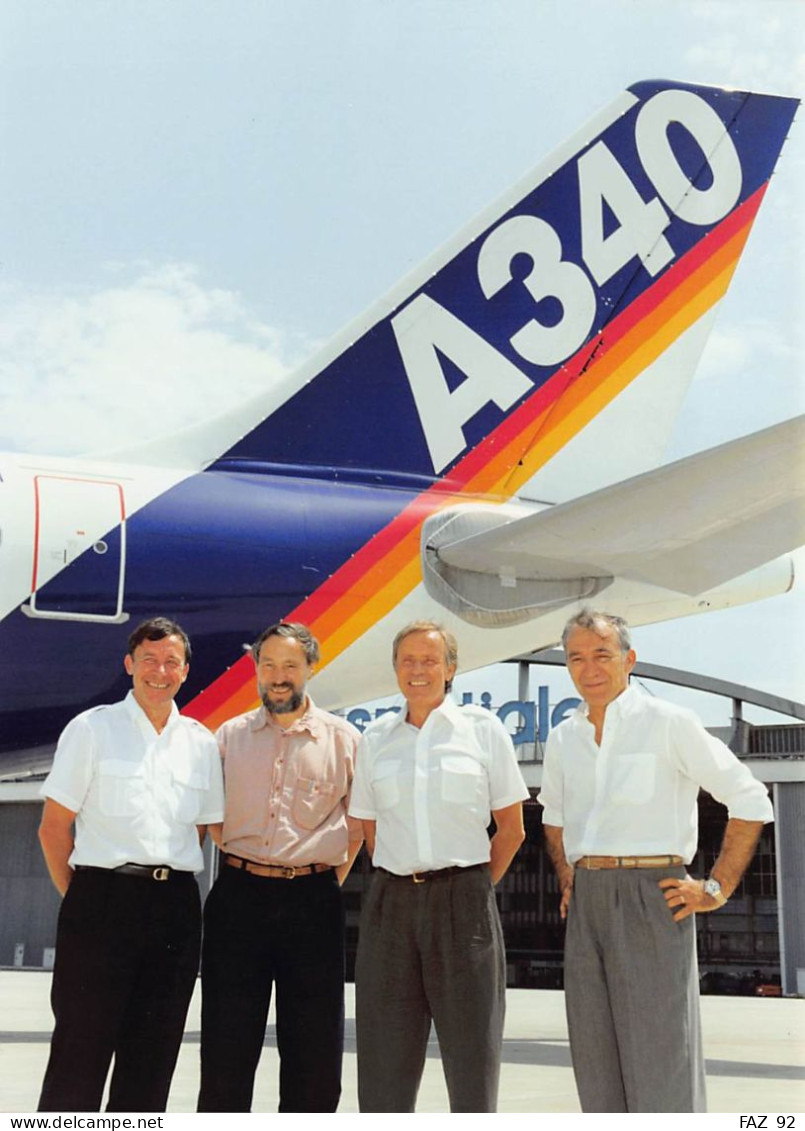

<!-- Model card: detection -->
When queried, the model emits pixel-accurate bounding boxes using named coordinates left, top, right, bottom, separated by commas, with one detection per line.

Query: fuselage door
left=24, top=475, right=129, bottom=623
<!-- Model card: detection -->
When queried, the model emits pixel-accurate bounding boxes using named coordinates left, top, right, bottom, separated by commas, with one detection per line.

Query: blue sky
left=1, top=0, right=803, bottom=722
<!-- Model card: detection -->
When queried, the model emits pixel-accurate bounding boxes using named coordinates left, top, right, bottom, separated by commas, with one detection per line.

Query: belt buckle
left=152, top=867, right=171, bottom=882
left=279, top=866, right=296, bottom=880
left=411, top=872, right=426, bottom=884
left=585, top=859, right=601, bottom=870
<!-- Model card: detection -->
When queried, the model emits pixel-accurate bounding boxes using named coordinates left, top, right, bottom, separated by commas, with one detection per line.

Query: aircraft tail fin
left=111, top=80, right=798, bottom=502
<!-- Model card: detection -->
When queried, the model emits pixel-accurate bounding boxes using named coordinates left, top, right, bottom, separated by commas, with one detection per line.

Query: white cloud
left=0, top=264, right=309, bottom=456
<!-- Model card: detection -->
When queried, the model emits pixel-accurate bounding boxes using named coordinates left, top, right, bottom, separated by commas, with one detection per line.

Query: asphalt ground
left=1, top=971, right=802, bottom=1116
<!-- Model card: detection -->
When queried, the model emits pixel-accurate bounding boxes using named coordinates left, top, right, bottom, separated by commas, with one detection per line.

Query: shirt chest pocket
left=170, top=765, right=210, bottom=823
left=292, top=778, right=340, bottom=830
left=440, top=751, right=484, bottom=806
left=371, top=760, right=402, bottom=811
left=97, top=760, right=146, bottom=818
left=608, top=753, right=656, bottom=805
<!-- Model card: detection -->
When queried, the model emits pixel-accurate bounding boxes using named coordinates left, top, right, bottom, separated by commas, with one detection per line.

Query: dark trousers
left=198, top=865, right=345, bottom=1113
left=565, top=866, right=706, bottom=1113
left=38, top=868, right=201, bottom=1113
left=355, top=866, right=505, bottom=1113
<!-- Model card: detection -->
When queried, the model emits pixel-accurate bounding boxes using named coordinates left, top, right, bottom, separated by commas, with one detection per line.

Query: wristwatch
left=703, top=876, right=728, bottom=907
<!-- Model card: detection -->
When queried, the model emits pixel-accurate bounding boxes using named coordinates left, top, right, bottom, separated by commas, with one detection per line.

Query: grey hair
left=392, top=620, right=458, bottom=692
left=251, top=622, right=320, bottom=666
left=561, top=608, right=631, bottom=653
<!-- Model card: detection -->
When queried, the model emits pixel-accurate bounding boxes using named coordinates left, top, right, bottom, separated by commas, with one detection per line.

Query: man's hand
left=39, top=798, right=78, bottom=896
left=660, top=817, right=765, bottom=921
left=659, top=876, right=720, bottom=922
left=543, top=824, right=573, bottom=919
left=558, top=870, right=574, bottom=920
left=489, top=803, right=526, bottom=885
left=336, top=820, right=365, bottom=886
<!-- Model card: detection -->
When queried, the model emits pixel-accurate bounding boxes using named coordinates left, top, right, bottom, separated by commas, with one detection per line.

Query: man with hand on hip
left=539, top=608, right=773, bottom=1113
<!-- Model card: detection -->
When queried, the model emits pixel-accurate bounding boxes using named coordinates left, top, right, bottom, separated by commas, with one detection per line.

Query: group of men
left=37, top=608, right=773, bottom=1114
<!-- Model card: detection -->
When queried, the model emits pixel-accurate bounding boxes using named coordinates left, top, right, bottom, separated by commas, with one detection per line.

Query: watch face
left=705, top=878, right=724, bottom=900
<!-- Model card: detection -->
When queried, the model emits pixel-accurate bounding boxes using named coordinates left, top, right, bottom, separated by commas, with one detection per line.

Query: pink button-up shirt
left=216, top=698, right=360, bottom=867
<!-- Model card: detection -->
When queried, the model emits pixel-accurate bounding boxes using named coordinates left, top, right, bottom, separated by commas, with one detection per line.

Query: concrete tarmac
left=1, top=970, right=802, bottom=1114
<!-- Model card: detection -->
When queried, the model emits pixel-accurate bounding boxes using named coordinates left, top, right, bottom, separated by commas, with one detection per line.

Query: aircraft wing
left=426, top=416, right=805, bottom=605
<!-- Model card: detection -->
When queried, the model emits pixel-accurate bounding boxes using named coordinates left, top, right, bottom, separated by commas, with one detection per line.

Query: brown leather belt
left=224, top=853, right=334, bottom=880
left=575, top=855, right=684, bottom=870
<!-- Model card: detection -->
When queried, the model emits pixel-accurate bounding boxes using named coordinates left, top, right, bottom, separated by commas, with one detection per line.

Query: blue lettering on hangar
left=347, top=689, right=581, bottom=744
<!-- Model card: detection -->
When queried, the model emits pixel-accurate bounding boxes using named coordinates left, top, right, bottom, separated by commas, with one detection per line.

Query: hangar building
left=1, top=652, right=803, bottom=996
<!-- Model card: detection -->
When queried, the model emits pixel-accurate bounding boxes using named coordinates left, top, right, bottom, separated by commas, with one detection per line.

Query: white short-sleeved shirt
left=41, top=691, right=225, bottom=872
left=349, top=696, right=529, bottom=874
left=538, top=684, right=774, bottom=864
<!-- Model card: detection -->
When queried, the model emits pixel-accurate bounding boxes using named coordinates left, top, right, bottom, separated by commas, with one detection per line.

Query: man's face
left=256, top=634, right=311, bottom=716
left=124, top=634, right=189, bottom=713
left=394, top=630, right=456, bottom=716
left=564, top=623, right=636, bottom=710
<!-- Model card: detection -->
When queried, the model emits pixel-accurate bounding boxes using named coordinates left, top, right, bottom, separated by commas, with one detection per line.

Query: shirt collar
left=388, top=693, right=459, bottom=733
left=249, top=696, right=324, bottom=739
left=436, top=695, right=463, bottom=725
left=609, top=683, right=640, bottom=717
left=124, top=689, right=179, bottom=735
left=571, top=681, right=640, bottom=725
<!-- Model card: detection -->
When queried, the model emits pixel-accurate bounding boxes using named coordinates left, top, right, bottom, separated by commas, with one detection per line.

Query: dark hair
left=561, top=608, right=631, bottom=653
left=127, top=617, right=191, bottom=662
left=251, top=622, right=320, bottom=666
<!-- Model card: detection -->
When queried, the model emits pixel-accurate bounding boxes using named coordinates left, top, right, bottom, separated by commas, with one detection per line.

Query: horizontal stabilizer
left=424, top=416, right=805, bottom=620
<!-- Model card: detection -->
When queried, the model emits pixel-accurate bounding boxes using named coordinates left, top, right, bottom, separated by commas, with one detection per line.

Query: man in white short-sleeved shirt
left=37, top=617, right=224, bottom=1114
left=539, top=608, right=773, bottom=1114
left=349, top=620, right=529, bottom=1113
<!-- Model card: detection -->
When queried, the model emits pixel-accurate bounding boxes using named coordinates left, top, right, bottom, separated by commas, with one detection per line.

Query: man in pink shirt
left=197, top=622, right=363, bottom=1113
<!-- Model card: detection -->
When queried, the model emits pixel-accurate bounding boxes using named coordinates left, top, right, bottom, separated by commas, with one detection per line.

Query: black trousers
left=38, top=867, right=201, bottom=1113
left=198, top=865, right=345, bottom=1113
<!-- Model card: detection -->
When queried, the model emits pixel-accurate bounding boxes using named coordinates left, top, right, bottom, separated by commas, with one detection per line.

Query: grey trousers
left=355, top=865, right=505, bottom=1113
left=565, top=866, right=706, bottom=1113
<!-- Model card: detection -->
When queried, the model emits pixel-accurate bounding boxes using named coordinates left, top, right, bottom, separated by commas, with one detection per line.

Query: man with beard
left=197, top=622, right=363, bottom=1113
